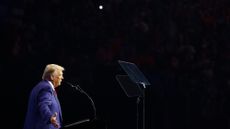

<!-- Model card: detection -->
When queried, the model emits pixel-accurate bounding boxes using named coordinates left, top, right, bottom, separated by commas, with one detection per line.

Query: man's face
left=52, top=70, right=64, bottom=88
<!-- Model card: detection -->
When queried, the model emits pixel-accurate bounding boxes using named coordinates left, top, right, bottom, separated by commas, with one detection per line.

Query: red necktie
left=54, top=90, right=57, bottom=96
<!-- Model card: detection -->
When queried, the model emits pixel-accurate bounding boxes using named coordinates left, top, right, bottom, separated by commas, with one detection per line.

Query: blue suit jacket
left=24, top=80, right=62, bottom=129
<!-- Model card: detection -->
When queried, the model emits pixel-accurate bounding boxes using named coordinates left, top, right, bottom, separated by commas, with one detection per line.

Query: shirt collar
left=47, top=80, right=55, bottom=91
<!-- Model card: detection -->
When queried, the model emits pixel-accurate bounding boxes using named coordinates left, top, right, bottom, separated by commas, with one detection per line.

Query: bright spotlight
left=99, top=5, right=103, bottom=10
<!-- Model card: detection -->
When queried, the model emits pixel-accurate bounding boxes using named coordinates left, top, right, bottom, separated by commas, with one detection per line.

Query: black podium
left=63, top=118, right=90, bottom=128
left=63, top=118, right=106, bottom=129
left=116, top=60, right=151, bottom=129
left=59, top=82, right=107, bottom=129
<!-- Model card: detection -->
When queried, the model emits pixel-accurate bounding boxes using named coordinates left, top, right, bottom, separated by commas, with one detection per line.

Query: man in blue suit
left=24, top=64, right=65, bottom=129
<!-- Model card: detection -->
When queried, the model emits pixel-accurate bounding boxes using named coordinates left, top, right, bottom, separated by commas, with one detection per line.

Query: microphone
left=63, top=81, right=97, bottom=120
left=64, top=81, right=83, bottom=93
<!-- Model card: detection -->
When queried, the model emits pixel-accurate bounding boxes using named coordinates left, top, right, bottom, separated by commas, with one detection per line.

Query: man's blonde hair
left=42, top=64, right=65, bottom=80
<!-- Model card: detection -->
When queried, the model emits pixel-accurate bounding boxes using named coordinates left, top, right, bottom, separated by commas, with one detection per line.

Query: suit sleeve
left=37, top=87, right=53, bottom=124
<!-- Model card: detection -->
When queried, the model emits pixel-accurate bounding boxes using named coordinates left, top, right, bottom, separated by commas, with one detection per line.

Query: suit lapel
left=53, top=90, right=63, bottom=121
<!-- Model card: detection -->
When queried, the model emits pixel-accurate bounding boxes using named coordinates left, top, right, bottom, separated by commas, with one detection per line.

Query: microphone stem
left=71, top=83, right=97, bottom=120
left=83, top=91, right=97, bottom=120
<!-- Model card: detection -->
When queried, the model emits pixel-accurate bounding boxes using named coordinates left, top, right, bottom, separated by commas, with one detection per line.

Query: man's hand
left=50, top=112, right=60, bottom=128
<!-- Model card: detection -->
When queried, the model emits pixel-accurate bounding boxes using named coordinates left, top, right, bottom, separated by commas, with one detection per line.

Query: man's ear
left=50, top=75, right=54, bottom=81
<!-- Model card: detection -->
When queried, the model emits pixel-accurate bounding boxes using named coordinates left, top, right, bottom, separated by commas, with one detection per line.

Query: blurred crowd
left=1, top=0, right=230, bottom=129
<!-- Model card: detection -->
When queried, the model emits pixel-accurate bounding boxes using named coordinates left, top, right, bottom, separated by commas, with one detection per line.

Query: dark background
left=1, top=0, right=230, bottom=129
